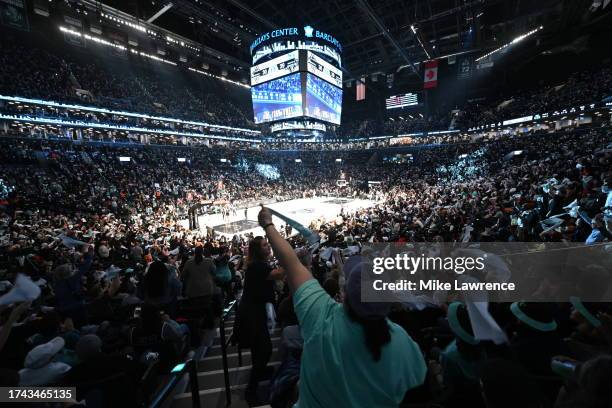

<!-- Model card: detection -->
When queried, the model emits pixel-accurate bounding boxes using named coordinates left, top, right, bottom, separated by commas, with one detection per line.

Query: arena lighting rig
left=249, top=25, right=343, bottom=135
left=58, top=26, right=248, bottom=87
left=475, top=26, right=544, bottom=62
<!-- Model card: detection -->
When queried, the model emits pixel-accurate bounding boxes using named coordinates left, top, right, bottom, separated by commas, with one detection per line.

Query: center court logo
left=304, top=25, right=314, bottom=37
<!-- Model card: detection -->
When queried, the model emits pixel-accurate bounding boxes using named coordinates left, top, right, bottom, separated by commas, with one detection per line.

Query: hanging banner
left=0, top=0, right=29, bottom=31
left=457, top=57, right=473, bottom=79
left=63, top=16, right=85, bottom=47
left=423, top=60, right=438, bottom=89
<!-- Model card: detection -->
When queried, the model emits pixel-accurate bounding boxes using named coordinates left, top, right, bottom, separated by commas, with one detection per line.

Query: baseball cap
left=344, top=256, right=391, bottom=320
left=24, top=337, right=65, bottom=369
left=76, top=334, right=103, bottom=360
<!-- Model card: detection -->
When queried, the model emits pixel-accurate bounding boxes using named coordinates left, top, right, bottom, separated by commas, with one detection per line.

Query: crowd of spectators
left=1, top=24, right=612, bottom=408
left=455, top=65, right=612, bottom=129
left=0, top=124, right=610, bottom=406
left=2, top=31, right=611, bottom=144
left=0, top=32, right=253, bottom=129
left=335, top=65, right=611, bottom=139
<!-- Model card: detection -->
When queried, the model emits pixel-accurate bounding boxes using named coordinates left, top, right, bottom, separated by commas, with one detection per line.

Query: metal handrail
left=150, top=358, right=201, bottom=408
left=219, top=299, right=239, bottom=405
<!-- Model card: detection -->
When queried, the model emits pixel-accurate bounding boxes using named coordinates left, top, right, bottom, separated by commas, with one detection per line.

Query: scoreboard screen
left=385, top=93, right=419, bottom=109
left=304, top=73, right=342, bottom=125
left=251, top=72, right=303, bottom=124
left=250, top=50, right=299, bottom=86
left=306, top=51, right=342, bottom=88
left=250, top=48, right=343, bottom=125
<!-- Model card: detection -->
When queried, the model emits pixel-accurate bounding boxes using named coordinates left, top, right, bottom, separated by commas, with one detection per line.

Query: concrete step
left=199, top=348, right=279, bottom=371
left=172, top=380, right=270, bottom=408
left=212, top=327, right=281, bottom=345
left=206, top=337, right=281, bottom=357
left=196, top=361, right=281, bottom=389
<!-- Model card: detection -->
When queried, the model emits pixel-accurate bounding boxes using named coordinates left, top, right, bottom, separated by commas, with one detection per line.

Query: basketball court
left=196, top=196, right=377, bottom=238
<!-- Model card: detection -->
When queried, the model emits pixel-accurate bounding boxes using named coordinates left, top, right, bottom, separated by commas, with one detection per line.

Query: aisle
left=172, top=311, right=281, bottom=408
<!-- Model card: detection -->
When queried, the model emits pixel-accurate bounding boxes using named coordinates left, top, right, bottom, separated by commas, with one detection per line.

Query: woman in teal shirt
left=258, top=206, right=427, bottom=408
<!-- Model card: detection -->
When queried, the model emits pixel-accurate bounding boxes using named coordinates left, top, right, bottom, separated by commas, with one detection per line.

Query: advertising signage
left=250, top=25, right=342, bottom=55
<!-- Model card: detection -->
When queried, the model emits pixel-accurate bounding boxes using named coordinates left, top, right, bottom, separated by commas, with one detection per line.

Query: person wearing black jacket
left=235, top=236, right=283, bottom=405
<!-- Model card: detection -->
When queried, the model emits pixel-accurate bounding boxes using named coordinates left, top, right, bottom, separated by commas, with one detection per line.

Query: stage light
left=60, top=26, right=127, bottom=52
left=476, top=26, right=543, bottom=62
left=188, top=67, right=250, bottom=89
left=130, top=49, right=176, bottom=66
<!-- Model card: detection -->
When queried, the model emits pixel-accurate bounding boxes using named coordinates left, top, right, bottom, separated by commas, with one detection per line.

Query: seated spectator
left=509, top=302, right=566, bottom=375
left=19, top=337, right=71, bottom=386
left=555, top=355, right=612, bottom=408
left=480, top=358, right=546, bottom=408
left=440, top=302, right=486, bottom=388
left=62, top=334, right=141, bottom=404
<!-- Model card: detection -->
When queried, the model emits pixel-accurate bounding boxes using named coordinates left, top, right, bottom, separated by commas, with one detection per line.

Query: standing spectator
left=139, top=261, right=182, bottom=310
left=181, top=246, right=216, bottom=299
left=258, top=206, right=427, bottom=408
left=236, top=236, right=284, bottom=405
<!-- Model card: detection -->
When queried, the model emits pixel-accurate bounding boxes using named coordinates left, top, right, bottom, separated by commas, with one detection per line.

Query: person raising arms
left=257, top=206, right=426, bottom=408
left=236, top=235, right=285, bottom=404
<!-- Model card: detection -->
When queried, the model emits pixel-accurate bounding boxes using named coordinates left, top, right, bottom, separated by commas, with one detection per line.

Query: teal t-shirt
left=439, top=340, right=482, bottom=386
left=293, top=279, right=426, bottom=408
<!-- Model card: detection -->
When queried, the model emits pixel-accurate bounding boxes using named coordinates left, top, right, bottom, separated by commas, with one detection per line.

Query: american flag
left=385, top=93, right=418, bottom=109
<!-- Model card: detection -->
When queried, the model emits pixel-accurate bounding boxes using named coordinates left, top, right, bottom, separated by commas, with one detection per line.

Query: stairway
left=172, top=312, right=282, bottom=408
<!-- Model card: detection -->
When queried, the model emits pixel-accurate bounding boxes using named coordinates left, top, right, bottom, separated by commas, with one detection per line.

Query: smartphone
left=134, top=306, right=142, bottom=319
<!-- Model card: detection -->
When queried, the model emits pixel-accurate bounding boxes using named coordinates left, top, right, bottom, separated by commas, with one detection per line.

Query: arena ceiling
left=88, top=0, right=608, bottom=90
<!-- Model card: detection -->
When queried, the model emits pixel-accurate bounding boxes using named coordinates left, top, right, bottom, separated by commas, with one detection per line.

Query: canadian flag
left=423, top=60, right=438, bottom=89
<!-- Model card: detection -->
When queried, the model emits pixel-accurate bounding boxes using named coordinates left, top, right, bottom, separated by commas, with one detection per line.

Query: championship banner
left=457, top=57, right=473, bottom=79
left=63, top=16, right=85, bottom=47
left=107, top=32, right=127, bottom=59
left=423, top=60, right=438, bottom=89
left=0, top=0, right=29, bottom=31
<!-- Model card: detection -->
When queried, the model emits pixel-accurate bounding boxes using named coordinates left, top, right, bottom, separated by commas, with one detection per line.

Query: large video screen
left=304, top=73, right=342, bottom=125
left=250, top=50, right=299, bottom=86
left=251, top=72, right=303, bottom=124
left=306, top=51, right=342, bottom=88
